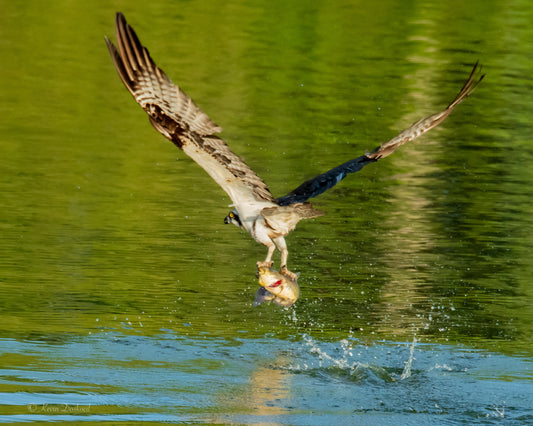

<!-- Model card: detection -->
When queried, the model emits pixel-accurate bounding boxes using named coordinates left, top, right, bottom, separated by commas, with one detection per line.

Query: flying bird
left=105, top=12, right=484, bottom=280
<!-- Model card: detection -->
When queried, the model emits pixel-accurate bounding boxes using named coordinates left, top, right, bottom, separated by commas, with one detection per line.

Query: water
left=1, top=334, right=530, bottom=424
left=1, top=0, right=532, bottom=423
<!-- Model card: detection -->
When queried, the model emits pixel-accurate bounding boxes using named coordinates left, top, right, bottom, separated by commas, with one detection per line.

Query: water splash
left=296, top=333, right=418, bottom=383
left=302, top=334, right=354, bottom=369
left=400, top=335, right=417, bottom=380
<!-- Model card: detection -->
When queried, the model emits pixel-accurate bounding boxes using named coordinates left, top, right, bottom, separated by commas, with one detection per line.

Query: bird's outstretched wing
left=276, top=63, right=484, bottom=206
left=105, top=12, right=274, bottom=204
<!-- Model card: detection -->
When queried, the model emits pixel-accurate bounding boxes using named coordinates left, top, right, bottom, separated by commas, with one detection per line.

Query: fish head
left=257, top=266, right=286, bottom=288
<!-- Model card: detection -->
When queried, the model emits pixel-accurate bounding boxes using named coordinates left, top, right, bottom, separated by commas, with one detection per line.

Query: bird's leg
left=256, top=242, right=275, bottom=269
left=280, top=266, right=299, bottom=282
left=273, top=237, right=299, bottom=281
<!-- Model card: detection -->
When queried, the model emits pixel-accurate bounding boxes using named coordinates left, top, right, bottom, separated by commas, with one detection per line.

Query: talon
left=280, top=266, right=299, bottom=281
left=256, top=261, right=273, bottom=270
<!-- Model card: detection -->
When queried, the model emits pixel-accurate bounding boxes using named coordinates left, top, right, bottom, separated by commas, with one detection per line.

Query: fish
left=254, top=265, right=300, bottom=307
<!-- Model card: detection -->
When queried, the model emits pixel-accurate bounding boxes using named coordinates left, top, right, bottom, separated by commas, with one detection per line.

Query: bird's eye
left=229, top=212, right=234, bottom=218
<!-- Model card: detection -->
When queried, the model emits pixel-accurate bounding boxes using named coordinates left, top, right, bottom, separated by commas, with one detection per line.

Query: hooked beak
left=224, top=214, right=231, bottom=224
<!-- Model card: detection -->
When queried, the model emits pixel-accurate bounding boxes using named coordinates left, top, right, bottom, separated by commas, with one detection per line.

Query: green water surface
left=0, top=0, right=532, bottom=423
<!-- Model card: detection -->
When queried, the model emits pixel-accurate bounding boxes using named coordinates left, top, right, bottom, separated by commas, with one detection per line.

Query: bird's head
left=224, top=209, right=242, bottom=228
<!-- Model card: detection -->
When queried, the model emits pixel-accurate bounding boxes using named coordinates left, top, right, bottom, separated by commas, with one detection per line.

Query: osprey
left=106, top=13, right=483, bottom=280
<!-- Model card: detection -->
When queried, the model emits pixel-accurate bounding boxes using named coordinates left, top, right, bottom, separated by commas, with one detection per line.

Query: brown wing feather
left=106, top=12, right=221, bottom=136
left=105, top=12, right=274, bottom=203
left=367, top=62, right=485, bottom=160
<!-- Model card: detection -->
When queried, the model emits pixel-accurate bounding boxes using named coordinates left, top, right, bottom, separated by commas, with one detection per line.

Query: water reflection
left=213, top=356, right=293, bottom=423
